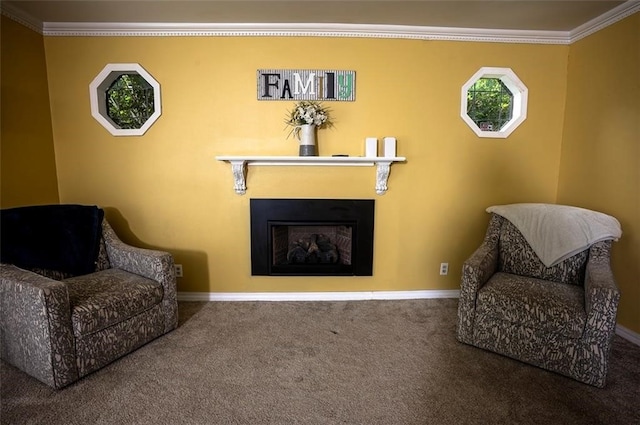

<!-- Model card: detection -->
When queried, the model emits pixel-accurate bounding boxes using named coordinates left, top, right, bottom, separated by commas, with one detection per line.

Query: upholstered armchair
left=457, top=204, right=621, bottom=387
left=0, top=205, right=178, bottom=389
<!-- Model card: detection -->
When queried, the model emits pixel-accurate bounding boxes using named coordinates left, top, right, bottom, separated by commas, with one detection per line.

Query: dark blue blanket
left=1, top=204, right=104, bottom=277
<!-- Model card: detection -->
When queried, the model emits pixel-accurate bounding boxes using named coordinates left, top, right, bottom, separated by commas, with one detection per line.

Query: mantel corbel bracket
left=229, top=160, right=247, bottom=195
left=375, top=161, right=392, bottom=195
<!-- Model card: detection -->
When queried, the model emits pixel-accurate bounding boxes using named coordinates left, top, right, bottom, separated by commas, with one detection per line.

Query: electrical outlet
left=439, top=263, right=449, bottom=276
left=174, top=264, right=183, bottom=278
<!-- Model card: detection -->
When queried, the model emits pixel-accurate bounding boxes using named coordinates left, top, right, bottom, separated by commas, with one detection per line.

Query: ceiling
left=1, top=1, right=632, bottom=32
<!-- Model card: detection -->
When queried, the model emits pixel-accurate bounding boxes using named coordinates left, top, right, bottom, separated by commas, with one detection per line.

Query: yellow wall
left=559, top=13, right=640, bottom=333
left=42, top=35, right=568, bottom=295
left=0, top=16, right=59, bottom=207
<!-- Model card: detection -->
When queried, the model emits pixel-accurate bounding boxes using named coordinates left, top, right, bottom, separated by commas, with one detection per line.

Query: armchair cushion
left=476, top=272, right=586, bottom=339
left=65, top=269, right=163, bottom=337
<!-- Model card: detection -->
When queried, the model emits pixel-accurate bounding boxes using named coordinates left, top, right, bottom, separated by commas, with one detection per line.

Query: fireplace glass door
left=270, top=222, right=354, bottom=275
left=250, top=199, right=374, bottom=276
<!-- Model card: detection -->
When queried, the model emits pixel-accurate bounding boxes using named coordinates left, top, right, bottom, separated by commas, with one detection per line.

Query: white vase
left=295, top=124, right=317, bottom=156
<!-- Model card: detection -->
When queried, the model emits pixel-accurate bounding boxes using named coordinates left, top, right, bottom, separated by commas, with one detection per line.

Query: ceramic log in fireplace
left=250, top=199, right=375, bottom=276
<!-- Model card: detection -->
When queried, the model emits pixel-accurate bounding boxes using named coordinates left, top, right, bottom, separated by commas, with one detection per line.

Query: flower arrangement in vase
left=284, top=101, right=333, bottom=156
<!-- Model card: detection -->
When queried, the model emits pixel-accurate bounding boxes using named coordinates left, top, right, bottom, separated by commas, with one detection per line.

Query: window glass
left=466, top=78, right=513, bottom=132
left=106, top=74, right=155, bottom=129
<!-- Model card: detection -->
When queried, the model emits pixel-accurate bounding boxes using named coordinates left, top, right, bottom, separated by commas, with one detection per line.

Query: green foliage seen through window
left=106, top=74, right=155, bottom=129
left=466, top=78, right=513, bottom=131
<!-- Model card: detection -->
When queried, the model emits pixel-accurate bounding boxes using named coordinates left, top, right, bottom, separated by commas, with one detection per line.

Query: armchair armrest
left=0, top=264, right=78, bottom=389
left=456, top=214, right=502, bottom=344
left=583, top=241, right=620, bottom=341
left=457, top=244, right=499, bottom=343
left=461, top=244, right=499, bottom=294
left=460, top=213, right=502, bottom=296
left=101, top=221, right=178, bottom=332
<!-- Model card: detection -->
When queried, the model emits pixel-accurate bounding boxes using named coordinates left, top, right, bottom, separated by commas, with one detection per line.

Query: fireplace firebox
left=250, top=199, right=375, bottom=276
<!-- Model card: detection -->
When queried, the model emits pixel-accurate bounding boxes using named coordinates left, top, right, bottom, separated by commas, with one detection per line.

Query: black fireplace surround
left=250, top=199, right=375, bottom=276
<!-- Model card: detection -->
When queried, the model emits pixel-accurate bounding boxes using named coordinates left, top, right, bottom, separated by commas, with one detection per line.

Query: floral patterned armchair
left=457, top=205, right=621, bottom=387
left=0, top=205, right=178, bottom=389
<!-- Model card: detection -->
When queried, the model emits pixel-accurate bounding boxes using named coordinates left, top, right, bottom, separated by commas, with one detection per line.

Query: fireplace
left=250, top=199, right=375, bottom=276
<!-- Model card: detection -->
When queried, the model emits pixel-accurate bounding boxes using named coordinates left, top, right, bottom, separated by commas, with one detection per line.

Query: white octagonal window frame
left=461, top=67, right=528, bottom=138
left=89, top=63, right=162, bottom=136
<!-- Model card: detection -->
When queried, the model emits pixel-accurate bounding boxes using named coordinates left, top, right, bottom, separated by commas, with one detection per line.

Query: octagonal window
left=89, top=63, right=161, bottom=136
left=461, top=67, right=528, bottom=138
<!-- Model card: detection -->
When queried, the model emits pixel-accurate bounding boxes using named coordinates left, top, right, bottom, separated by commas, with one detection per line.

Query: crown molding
left=2, top=1, right=638, bottom=44
left=0, top=1, right=43, bottom=34
left=570, top=0, right=640, bottom=43
left=40, top=21, right=571, bottom=44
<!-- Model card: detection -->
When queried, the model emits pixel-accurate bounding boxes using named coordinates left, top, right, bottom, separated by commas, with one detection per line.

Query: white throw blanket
left=486, top=203, right=622, bottom=267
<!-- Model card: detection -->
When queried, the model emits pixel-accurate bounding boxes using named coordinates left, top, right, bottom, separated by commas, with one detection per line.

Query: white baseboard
left=177, top=290, right=460, bottom=302
left=616, top=324, right=640, bottom=346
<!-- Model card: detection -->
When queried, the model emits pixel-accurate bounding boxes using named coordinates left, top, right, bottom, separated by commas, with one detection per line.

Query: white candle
left=365, top=137, right=378, bottom=157
left=383, top=137, right=396, bottom=158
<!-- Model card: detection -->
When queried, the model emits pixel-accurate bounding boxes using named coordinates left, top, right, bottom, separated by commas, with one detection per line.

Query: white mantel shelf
left=216, top=155, right=406, bottom=195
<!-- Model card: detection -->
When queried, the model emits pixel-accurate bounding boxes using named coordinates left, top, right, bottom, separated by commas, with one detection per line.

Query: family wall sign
left=257, top=69, right=356, bottom=101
